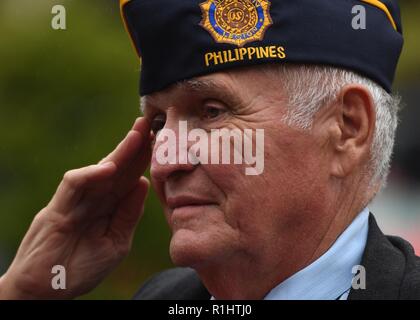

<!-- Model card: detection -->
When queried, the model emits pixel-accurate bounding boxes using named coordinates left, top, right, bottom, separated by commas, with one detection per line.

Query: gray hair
left=263, top=64, right=401, bottom=188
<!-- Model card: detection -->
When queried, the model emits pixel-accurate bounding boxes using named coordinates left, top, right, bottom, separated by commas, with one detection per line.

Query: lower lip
left=171, top=205, right=216, bottom=218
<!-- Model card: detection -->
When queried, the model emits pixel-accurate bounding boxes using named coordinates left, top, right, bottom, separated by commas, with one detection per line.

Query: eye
left=151, top=113, right=166, bottom=135
left=202, top=104, right=227, bottom=120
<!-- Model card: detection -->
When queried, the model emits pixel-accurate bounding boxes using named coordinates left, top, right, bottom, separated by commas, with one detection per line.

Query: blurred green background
left=0, top=0, right=419, bottom=299
left=0, top=0, right=173, bottom=299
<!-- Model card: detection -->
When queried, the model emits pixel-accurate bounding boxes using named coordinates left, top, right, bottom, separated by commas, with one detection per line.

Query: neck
left=195, top=254, right=292, bottom=299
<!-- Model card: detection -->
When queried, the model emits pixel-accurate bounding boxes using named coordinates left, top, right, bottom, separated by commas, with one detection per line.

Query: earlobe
left=331, top=85, right=376, bottom=178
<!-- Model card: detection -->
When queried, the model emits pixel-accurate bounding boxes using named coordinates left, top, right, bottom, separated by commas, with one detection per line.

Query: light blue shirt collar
left=264, top=207, right=369, bottom=300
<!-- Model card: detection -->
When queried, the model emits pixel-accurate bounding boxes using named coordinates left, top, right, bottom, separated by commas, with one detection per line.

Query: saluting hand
left=0, top=118, right=152, bottom=299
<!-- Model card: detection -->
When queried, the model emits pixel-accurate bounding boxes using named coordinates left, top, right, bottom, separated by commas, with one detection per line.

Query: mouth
left=166, top=196, right=219, bottom=223
left=166, top=195, right=218, bottom=211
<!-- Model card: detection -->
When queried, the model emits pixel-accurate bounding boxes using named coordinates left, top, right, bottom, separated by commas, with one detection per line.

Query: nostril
left=150, top=149, right=199, bottom=182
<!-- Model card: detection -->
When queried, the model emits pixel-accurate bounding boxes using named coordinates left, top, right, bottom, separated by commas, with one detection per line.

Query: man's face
left=144, top=67, right=333, bottom=270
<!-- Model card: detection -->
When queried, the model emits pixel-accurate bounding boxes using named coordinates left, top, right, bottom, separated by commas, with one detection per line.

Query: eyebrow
left=178, top=78, right=242, bottom=107
left=140, top=77, right=243, bottom=114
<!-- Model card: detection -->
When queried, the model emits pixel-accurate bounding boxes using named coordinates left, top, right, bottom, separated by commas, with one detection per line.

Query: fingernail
left=100, top=162, right=115, bottom=169
left=132, top=117, right=143, bottom=129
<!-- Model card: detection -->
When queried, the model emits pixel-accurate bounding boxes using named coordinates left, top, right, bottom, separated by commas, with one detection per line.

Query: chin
left=169, top=229, right=221, bottom=268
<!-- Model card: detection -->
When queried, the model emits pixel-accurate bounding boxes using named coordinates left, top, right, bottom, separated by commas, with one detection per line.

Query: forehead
left=141, top=66, right=279, bottom=113
left=142, top=72, right=236, bottom=108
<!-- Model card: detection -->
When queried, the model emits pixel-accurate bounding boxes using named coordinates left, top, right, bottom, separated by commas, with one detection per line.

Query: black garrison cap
left=120, top=0, right=403, bottom=95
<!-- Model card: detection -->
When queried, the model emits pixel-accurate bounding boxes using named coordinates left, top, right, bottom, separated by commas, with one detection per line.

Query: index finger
left=99, top=117, right=151, bottom=171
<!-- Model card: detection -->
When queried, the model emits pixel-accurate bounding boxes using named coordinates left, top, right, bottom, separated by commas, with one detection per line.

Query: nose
left=150, top=118, right=198, bottom=182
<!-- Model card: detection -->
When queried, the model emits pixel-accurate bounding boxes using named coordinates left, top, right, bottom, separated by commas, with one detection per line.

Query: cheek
left=247, top=132, right=327, bottom=216
left=263, top=134, right=330, bottom=219
left=201, top=163, right=271, bottom=232
left=264, top=126, right=326, bottom=181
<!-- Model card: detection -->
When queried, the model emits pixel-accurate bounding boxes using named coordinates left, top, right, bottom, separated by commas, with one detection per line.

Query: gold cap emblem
left=200, top=0, right=273, bottom=47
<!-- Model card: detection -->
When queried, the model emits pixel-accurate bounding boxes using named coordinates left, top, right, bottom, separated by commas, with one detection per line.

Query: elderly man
left=0, top=0, right=419, bottom=300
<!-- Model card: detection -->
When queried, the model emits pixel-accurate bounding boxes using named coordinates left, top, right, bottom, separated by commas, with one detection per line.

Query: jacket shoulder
left=349, top=214, right=420, bottom=300
left=388, top=235, right=420, bottom=299
left=133, top=267, right=210, bottom=300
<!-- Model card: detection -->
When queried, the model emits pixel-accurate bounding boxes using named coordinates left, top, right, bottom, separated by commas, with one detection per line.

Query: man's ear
left=329, top=84, right=376, bottom=178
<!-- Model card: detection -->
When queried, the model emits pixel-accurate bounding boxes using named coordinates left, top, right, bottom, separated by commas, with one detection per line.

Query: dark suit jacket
left=133, top=214, right=420, bottom=300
